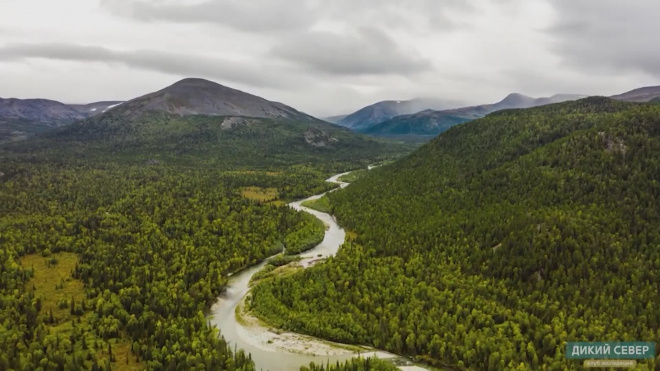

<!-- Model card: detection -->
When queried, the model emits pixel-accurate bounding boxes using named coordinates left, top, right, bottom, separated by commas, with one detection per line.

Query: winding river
left=209, top=171, right=395, bottom=370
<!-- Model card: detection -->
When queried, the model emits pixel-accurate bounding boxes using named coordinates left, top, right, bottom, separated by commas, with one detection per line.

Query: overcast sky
left=0, top=0, right=659, bottom=117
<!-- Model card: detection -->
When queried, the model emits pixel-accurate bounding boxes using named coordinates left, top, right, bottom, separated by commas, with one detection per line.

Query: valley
left=0, top=78, right=412, bottom=370
left=2, top=81, right=660, bottom=371
left=3, top=2, right=660, bottom=369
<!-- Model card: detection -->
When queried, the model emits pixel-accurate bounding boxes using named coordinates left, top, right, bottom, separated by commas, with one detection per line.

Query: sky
left=0, top=0, right=659, bottom=117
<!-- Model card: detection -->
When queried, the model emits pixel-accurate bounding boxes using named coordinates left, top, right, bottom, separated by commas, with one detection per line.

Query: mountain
left=0, top=98, right=86, bottom=142
left=336, top=98, right=460, bottom=131
left=2, top=78, right=408, bottom=169
left=362, top=93, right=586, bottom=139
left=113, top=78, right=315, bottom=121
left=610, top=85, right=660, bottom=102
left=251, top=97, right=660, bottom=369
left=68, top=101, right=124, bottom=117
left=361, top=109, right=472, bottom=138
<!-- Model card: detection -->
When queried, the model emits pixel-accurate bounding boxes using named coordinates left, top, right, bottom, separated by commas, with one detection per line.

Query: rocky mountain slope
left=0, top=98, right=86, bottom=142
left=610, top=85, right=660, bottom=102
left=68, top=101, right=124, bottom=117
left=114, top=78, right=316, bottom=121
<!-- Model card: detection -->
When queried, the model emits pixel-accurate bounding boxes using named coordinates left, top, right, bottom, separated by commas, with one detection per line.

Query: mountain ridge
left=361, top=93, right=587, bottom=138
left=0, top=98, right=87, bottom=142
left=2, top=78, right=408, bottom=170
left=610, top=85, right=660, bottom=102
left=336, top=98, right=461, bottom=130
left=68, top=101, right=124, bottom=116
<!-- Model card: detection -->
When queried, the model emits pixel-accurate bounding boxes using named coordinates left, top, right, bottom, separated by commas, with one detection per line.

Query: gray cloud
left=102, top=0, right=317, bottom=32
left=96, top=1, right=461, bottom=78
left=270, top=27, right=432, bottom=76
left=2, top=0, right=655, bottom=117
left=101, top=0, right=472, bottom=33
left=547, top=0, right=660, bottom=77
left=0, top=43, right=293, bottom=89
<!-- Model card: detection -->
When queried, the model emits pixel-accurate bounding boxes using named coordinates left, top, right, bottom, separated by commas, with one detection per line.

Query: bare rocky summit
left=114, top=78, right=316, bottom=121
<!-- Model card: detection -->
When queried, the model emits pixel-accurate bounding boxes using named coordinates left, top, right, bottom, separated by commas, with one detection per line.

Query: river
left=209, top=170, right=424, bottom=371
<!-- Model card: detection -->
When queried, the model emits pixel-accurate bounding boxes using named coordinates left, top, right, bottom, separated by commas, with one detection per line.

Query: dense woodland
left=301, top=357, right=397, bottom=371
left=0, top=111, right=406, bottom=369
left=250, top=98, right=660, bottom=369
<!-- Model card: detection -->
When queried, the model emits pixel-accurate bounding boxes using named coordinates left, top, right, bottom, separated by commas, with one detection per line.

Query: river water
left=208, top=171, right=378, bottom=371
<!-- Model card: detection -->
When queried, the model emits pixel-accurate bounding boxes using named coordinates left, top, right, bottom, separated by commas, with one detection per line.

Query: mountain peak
left=169, top=77, right=228, bottom=89
left=113, top=78, right=315, bottom=121
left=501, top=92, right=533, bottom=102
left=495, top=93, right=536, bottom=109
left=174, top=77, right=214, bottom=84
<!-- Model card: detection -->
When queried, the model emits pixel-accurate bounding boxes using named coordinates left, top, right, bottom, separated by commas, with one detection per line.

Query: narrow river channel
left=209, top=170, right=423, bottom=371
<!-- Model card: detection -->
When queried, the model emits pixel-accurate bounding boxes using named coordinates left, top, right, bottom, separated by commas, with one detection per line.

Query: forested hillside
left=360, top=111, right=471, bottom=138
left=0, top=100, right=408, bottom=369
left=250, top=98, right=660, bottom=369
left=1, top=110, right=406, bottom=171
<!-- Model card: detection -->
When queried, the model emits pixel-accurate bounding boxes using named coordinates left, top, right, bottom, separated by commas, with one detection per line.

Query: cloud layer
left=548, top=0, right=660, bottom=76
left=0, top=43, right=292, bottom=88
left=270, top=28, right=431, bottom=76
left=0, top=0, right=658, bottom=116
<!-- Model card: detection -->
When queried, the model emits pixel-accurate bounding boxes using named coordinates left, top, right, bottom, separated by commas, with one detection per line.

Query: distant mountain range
left=1, top=78, right=404, bottom=168
left=3, top=83, right=660, bottom=144
left=0, top=78, right=316, bottom=143
left=0, top=99, right=121, bottom=142
left=337, top=85, right=660, bottom=139
left=336, top=98, right=461, bottom=131
left=359, top=93, right=586, bottom=138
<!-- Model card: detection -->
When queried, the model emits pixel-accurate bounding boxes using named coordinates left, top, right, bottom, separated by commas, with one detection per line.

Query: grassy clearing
left=240, top=186, right=279, bottom=202
left=21, top=253, right=142, bottom=370
left=22, top=252, right=85, bottom=323
left=301, top=195, right=332, bottom=213
left=110, top=339, right=144, bottom=371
